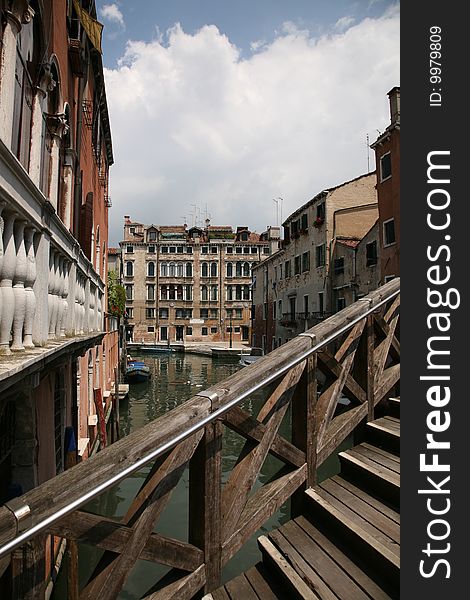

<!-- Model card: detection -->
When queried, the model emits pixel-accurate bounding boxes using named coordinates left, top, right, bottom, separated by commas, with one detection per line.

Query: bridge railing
left=0, top=278, right=400, bottom=599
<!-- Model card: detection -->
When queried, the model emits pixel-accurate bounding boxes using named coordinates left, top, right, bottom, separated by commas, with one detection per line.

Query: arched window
left=241, top=232, right=249, bottom=241
left=236, top=262, right=242, bottom=277
left=169, top=285, right=176, bottom=300
left=210, top=262, right=217, bottom=277
left=147, top=261, right=155, bottom=277
left=125, top=261, right=134, bottom=277
left=243, top=285, right=250, bottom=300
left=226, top=262, right=233, bottom=278
left=201, top=285, right=208, bottom=301
left=176, top=263, right=184, bottom=277
left=169, top=262, right=176, bottom=277
left=177, top=285, right=183, bottom=300
left=186, top=262, right=192, bottom=277
left=201, top=262, right=208, bottom=277
left=243, top=262, right=250, bottom=277
left=226, top=286, right=233, bottom=301
left=160, top=285, right=168, bottom=300
left=211, top=286, right=218, bottom=301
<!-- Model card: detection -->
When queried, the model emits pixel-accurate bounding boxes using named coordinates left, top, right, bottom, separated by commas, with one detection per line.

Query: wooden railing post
left=353, top=314, right=375, bottom=422
left=291, top=355, right=317, bottom=516
left=10, top=534, right=46, bottom=600
left=189, top=419, right=223, bottom=593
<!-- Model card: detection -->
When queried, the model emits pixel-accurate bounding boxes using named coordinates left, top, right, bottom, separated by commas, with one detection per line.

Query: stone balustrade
left=0, top=140, right=105, bottom=356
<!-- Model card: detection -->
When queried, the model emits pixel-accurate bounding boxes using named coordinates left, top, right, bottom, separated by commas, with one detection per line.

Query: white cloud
left=104, top=9, right=399, bottom=244
left=100, top=3, right=125, bottom=29
left=334, top=16, right=356, bottom=31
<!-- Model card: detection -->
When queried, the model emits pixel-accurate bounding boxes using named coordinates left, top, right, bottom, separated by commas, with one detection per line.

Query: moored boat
left=125, top=360, right=151, bottom=383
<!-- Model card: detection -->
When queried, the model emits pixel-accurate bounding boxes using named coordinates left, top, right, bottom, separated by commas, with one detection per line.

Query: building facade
left=371, top=87, right=400, bottom=282
left=1, top=2, right=118, bottom=594
left=121, top=217, right=280, bottom=345
left=252, top=173, right=378, bottom=352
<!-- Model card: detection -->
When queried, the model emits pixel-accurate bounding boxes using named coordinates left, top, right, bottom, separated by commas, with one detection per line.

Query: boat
left=238, top=347, right=264, bottom=367
left=125, top=360, right=151, bottom=383
left=140, top=345, right=173, bottom=354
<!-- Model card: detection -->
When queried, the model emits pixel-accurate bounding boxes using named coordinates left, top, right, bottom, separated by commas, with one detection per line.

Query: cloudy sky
left=96, top=1, right=400, bottom=245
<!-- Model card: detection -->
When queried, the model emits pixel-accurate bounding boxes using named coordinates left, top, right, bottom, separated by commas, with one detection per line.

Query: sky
left=95, top=1, right=400, bottom=246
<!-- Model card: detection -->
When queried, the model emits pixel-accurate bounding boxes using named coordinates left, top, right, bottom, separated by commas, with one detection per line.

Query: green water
left=53, top=352, right=350, bottom=599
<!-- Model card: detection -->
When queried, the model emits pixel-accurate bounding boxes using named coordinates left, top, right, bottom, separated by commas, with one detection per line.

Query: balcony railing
left=0, top=140, right=105, bottom=356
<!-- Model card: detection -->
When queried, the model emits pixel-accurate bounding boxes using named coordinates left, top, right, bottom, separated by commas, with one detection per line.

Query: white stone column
left=47, top=115, right=67, bottom=211
left=0, top=212, right=17, bottom=354
left=32, top=230, right=50, bottom=346
left=0, top=12, right=21, bottom=146
left=48, top=250, right=58, bottom=339
left=55, top=256, right=65, bottom=337
left=61, top=260, right=69, bottom=337
left=0, top=201, right=5, bottom=326
left=11, top=219, right=27, bottom=351
left=62, top=151, right=75, bottom=230
left=84, top=278, right=91, bottom=333
left=23, top=227, right=37, bottom=348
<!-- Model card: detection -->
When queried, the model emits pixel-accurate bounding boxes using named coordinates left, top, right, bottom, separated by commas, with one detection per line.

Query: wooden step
left=366, top=417, right=400, bottom=454
left=338, top=446, right=400, bottom=507
left=388, top=397, right=400, bottom=418
left=304, top=486, right=399, bottom=592
left=258, top=535, right=320, bottom=599
left=203, top=563, right=285, bottom=600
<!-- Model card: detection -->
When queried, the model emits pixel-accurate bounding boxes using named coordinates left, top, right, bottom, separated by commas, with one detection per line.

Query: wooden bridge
left=0, top=279, right=400, bottom=599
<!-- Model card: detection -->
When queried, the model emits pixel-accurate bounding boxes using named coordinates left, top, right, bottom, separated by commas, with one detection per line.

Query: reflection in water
left=53, top=353, right=350, bottom=599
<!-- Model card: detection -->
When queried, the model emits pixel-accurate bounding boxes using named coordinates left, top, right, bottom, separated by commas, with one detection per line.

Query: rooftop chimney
left=388, top=87, right=400, bottom=125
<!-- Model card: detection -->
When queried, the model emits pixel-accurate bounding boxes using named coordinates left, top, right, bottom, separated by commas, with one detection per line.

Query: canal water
left=53, top=352, right=349, bottom=599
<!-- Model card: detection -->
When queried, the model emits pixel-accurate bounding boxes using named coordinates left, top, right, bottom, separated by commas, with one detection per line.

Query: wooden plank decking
left=205, top=398, right=400, bottom=600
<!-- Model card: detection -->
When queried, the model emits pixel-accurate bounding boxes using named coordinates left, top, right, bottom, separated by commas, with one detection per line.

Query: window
left=148, top=245, right=155, bottom=253
left=278, top=300, right=282, bottom=319
left=234, top=326, right=240, bottom=333
left=176, top=285, right=183, bottom=300
left=318, top=292, right=324, bottom=314
left=284, top=260, right=291, bottom=278
left=177, top=246, right=183, bottom=254
left=186, top=326, right=193, bottom=335
left=160, top=285, right=168, bottom=300
left=337, top=297, right=346, bottom=311
left=147, top=262, right=155, bottom=277
left=243, top=262, right=250, bottom=277
left=160, top=327, right=168, bottom=341
left=316, top=244, right=326, bottom=267
left=226, top=246, right=233, bottom=254
left=235, top=308, right=242, bottom=319
left=130, top=227, right=135, bottom=235
left=200, top=308, right=209, bottom=318
left=201, top=285, right=208, bottom=301
left=211, top=327, right=218, bottom=334
left=294, top=256, right=301, bottom=275
left=235, top=246, right=242, bottom=254
left=146, top=308, right=155, bottom=319
left=210, top=285, right=218, bottom=301
left=304, top=295, right=309, bottom=315
left=125, top=261, right=134, bottom=277
left=241, top=232, right=249, bottom=241
left=211, top=246, right=218, bottom=254
left=302, top=251, right=310, bottom=272
left=301, top=213, right=308, bottom=231
left=202, top=327, right=208, bottom=336
left=380, top=152, right=392, bottom=181
left=185, top=285, right=193, bottom=300
left=366, top=241, right=378, bottom=266
left=125, top=285, right=133, bottom=300
left=169, top=262, right=176, bottom=277
left=147, top=285, right=155, bottom=301
left=160, top=263, right=168, bottom=277
left=243, top=247, right=250, bottom=254
left=159, top=308, right=169, bottom=319
left=291, top=220, right=299, bottom=237
left=126, top=307, right=134, bottom=318
left=210, top=308, right=218, bottom=318
left=148, top=230, right=157, bottom=241
left=226, top=262, right=233, bottom=277
left=383, top=218, right=396, bottom=246
left=176, top=263, right=184, bottom=277
left=201, top=262, right=209, bottom=277
left=251, top=247, right=258, bottom=254
left=186, top=246, right=193, bottom=254
left=169, top=246, right=176, bottom=254
left=210, top=262, right=218, bottom=277
left=334, top=257, right=344, bottom=274
left=186, top=262, right=193, bottom=277
left=148, top=326, right=155, bottom=333
left=316, top=203, right=325, bottom=220
left=161, top=246, right=168, bottom=254
left=201, top=246, right=209, bottom=254
left=126, top=245, right=134, bottom=254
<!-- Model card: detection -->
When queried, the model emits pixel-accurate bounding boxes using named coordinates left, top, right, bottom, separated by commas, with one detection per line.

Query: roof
left=283, top=172, right=375, bottom=226
left=336, top=238, right=361, bottom=249
left=108, top=247, right=120, bottom=254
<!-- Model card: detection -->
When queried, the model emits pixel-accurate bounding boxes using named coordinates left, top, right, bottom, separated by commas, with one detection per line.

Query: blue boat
left=125, top=360, right=151, bottom=383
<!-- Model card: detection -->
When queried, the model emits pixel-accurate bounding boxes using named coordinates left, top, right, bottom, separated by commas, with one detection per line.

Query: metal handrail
left=0, top=281, right=400, bottom=558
